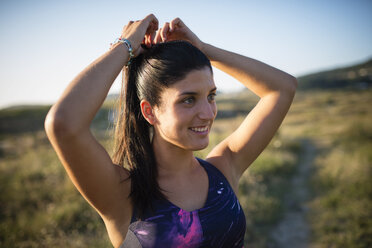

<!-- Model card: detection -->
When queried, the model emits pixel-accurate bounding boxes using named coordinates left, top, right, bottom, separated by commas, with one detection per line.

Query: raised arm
left=201, top=43, right=297, bottom=185
left=44, top=14, right=159, bottom=239
left=155, top=18, right=297, bottom=190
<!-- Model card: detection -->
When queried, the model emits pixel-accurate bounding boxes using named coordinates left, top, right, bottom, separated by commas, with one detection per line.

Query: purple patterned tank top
left=120, top=158, right=246, bottom=247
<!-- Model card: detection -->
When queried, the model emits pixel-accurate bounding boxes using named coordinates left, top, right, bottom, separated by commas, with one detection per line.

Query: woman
left=45, top=14, right=297, bottom=248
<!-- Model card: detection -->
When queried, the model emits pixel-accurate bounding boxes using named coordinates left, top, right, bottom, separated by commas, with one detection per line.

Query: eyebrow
left=178, top=87, right=217, bottom=96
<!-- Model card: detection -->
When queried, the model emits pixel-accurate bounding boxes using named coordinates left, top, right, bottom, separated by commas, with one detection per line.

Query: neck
left=152, top=134, right=197, bottom=178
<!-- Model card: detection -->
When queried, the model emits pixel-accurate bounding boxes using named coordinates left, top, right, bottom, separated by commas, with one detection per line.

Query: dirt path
left=269, top=139, right=316, bottom=248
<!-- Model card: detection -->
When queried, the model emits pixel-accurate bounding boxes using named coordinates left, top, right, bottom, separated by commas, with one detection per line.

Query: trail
left=269, top=139, right=316, bottom=248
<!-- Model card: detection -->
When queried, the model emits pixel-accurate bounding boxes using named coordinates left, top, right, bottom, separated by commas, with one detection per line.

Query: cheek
left=156, top=108, right=182, bottom=131
left=158, top=109, right=193, bottom=137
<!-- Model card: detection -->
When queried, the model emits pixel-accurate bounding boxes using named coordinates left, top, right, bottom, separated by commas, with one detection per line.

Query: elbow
left=290, top=75, right=298, bottom=93
left=283, top=75, right=297, bottom=96
left=44, top=111, right=60, bottom=138
left=44, top=106, right=77, bottom=138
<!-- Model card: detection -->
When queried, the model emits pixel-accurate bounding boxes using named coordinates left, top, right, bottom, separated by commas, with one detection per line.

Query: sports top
left=120, top=158, right=246, bottom=248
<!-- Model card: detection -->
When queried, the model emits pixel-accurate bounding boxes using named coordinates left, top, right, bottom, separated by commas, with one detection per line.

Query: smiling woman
left=113, top=40, right=216, bottom=223
left=44, top=13, right=297, bottom=248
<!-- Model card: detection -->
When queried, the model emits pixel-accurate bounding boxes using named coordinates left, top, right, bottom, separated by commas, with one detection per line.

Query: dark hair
left=112, top=40, right=212, bottom=219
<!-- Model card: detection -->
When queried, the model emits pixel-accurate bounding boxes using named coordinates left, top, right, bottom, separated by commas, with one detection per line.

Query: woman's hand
left=120, top=13, right=159, bottom=57
left=154, top=17, right=204, bottom=51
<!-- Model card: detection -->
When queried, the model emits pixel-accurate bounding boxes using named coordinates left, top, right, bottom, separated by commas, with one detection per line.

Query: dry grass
left=1, top=88, right=371, bottom=247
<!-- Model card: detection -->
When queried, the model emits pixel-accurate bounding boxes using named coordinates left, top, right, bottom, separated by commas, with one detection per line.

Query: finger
left=148, top=23, right=158, bottom=44
left=142, top=21, right=158, bottom=43
left=134, top=14, right=157, bottom=43
left=145, top=34, right=152, bottom=48
left=122, top=20, right=134, bottom=33
left=150, top=29, right=157, bottom=44
left=144, top=34, right=149, bottom=47
left=144, top=13, right=158, bottom=23
left=154, top=29, right=162, bottom=44
left=161, top=22, right=170, bottom=42
left=148, top=33, right=155, bottom=47
left=169, top=17, right=182, bottom=32
left=143, top=13, right=159, bottom=31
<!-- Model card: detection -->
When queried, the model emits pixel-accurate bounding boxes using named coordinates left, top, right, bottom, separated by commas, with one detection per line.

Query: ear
left=140, top=100, right=156, bottom=125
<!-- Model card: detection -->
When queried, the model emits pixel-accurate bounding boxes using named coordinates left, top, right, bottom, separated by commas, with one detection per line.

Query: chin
left=190, top=140, right=209, bottom=151
left=193, top=147, right=208, bottom=151
left=171, top=135, right=210, bottom=151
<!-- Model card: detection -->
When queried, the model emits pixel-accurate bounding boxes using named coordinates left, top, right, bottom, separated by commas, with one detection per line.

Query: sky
left=0, top=0, right=371, bottom=109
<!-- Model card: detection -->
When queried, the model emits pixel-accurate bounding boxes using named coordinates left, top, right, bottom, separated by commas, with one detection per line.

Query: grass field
left=281, top=89, right=372, bottom=247
left=0, top=88, right=371, bottom=247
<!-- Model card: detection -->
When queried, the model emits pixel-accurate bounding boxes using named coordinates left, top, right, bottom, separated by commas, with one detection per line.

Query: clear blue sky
left=0, top=0, right=371, bottom=109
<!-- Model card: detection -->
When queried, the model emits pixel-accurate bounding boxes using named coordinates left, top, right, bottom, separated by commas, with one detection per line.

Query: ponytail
left=112, top=54, right=163, bottom=219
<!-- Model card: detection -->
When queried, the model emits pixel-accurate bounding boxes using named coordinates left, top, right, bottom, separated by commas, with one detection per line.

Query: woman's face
left=152, top=67, right=217, bottom=151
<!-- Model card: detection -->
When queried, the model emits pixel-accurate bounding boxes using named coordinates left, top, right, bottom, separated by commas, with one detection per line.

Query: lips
left=189, top=126, right=209, bottom=133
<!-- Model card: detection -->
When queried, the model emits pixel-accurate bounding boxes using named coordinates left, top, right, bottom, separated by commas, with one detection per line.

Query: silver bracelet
left=111, top=38, right=134, bottom=66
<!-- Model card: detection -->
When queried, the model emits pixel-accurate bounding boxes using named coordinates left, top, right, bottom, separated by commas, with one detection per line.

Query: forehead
left=163, top=67, right=215, bottom=97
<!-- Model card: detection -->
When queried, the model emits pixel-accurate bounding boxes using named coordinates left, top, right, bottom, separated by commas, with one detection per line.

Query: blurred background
left=0, top=0, right=371, bottom=247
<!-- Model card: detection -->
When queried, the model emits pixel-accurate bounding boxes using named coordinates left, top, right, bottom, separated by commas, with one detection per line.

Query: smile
left=189, top=126, right=209, bottom=133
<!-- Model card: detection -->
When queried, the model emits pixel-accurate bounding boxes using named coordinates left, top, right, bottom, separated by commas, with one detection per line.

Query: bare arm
left=201, top=43, right=297, bottom=184
left=45, top=39, right=131, bottom=215
left=44, top=14, right=158, bottom=225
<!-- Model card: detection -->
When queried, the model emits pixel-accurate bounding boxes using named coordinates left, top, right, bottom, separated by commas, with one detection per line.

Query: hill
left=297, top=58, right=372, bottom=90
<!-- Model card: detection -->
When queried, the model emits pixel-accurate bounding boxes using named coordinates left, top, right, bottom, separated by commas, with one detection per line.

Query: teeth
left=191, top=126, right=208, bottom=132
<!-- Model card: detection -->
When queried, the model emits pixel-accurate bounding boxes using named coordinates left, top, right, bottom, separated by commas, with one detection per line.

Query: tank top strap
left=195, top=157, right=231, bottom=187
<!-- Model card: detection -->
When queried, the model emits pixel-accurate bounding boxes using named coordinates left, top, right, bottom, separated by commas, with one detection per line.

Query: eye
left=208, top=93, right=217, bottom=102
left=183, top=97, right=195, bottom=104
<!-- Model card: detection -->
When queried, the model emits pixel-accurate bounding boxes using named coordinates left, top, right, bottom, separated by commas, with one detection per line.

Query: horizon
left=1, top=0, right=371, bottom=109
left=0, top=52, right=371, bottom=111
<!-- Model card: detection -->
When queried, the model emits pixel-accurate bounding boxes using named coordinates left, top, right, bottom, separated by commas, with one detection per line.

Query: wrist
left=110, top=42, right=131, bottom=66
left=110, top=38, right=134, bottom=66
left=198, top=41, right=206, bottom=53
left=198, top=41, right=210, bottom=57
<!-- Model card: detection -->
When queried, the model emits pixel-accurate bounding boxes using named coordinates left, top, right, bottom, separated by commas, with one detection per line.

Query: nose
left=198, top=100, right=217, bottom=120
